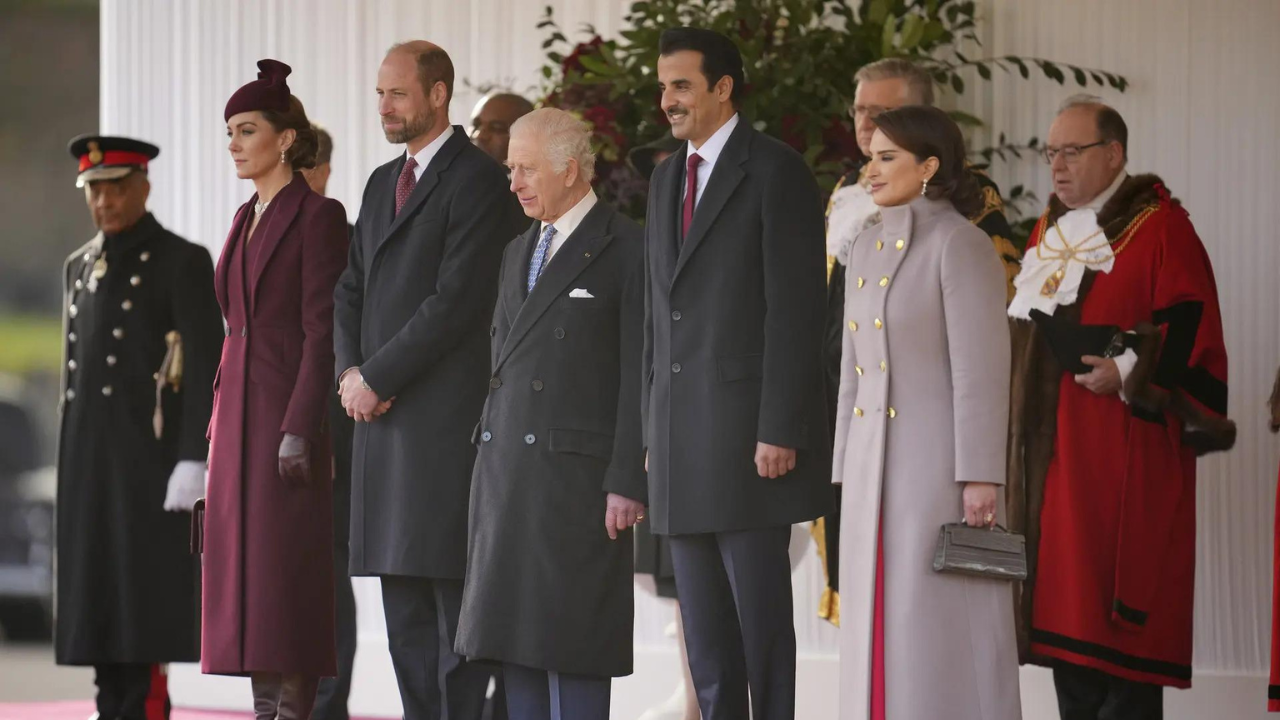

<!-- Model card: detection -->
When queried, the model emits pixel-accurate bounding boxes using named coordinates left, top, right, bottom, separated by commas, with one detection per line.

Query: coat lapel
left=673, top=120, right=751, bottom=283
left=494, top=202, right=615, bottom=373
left=249, top=173, right=309, bottom=313
left=372, top=127, right=468, bottom=259
left=656, top=150, right=683, bottom=280
left=502, top=221, right=541, bottom=324
left=217, top=202, right=253, bottom=312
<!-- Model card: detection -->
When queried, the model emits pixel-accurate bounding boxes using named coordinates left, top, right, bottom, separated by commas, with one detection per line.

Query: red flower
left=562, top=36, right=604, bottom=75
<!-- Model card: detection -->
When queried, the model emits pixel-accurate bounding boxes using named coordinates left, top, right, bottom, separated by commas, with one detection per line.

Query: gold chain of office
left=1033, top=203, right=1159, bottom=297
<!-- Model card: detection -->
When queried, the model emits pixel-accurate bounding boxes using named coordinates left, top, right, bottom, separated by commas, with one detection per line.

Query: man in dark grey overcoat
left=455, top=107, right=648, bottom=720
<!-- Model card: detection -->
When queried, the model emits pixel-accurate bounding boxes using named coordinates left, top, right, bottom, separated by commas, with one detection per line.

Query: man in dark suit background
left=302, top=124, right=358, bottom=720
left=455, top=106, right=647, bottom=720
left=332, top=40, right=527, bottom=720
left=641, top=28, right=832, bottom=720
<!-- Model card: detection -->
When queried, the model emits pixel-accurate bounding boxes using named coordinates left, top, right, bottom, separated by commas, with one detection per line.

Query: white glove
left=163, top=460, right=206, bottom=512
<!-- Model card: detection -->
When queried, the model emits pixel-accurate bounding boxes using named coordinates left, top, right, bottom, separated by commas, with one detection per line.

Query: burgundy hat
left=224, top=59, right=292, bottom=122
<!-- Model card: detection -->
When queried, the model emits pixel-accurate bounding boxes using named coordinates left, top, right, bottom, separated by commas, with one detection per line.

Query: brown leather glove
left=279, top=433, right=311, bottom=484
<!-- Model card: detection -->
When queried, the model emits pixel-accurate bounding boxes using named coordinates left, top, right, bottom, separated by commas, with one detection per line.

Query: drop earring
left=279, top=149, right=286, bottom=164
left=921, top=178, right=929, bottom=196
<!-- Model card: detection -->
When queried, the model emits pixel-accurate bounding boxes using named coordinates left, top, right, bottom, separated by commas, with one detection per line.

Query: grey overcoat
left=832, top=196, right=1021, bottom=720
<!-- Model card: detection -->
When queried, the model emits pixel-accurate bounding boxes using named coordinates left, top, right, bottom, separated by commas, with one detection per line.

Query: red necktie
left=681, top=152, right=703, bottom=241
left=395, top=156, right=418, bottom=216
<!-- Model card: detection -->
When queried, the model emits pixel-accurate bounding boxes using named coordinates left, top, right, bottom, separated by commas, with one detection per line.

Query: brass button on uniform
left=854, top=407, right=864, bottom=417
left=489, top=377, right=502, bottom=389
left=880, top=361, right=887, bottom=372
left=848, top=321, right=857, bottom=332
left=876, top=240, right=884, bottom=251
left=531, top=380, right=544, bottom=391
left=888, top=407, right=897, bottom=419
left=140, top=251, right=151, bottom=262
left=879, top=276, right=889, bottom=287
left=874, top=318, right=883, bottom=330
left=66, top=389, right=76, bottom=401
left=896, top=239, right=906, bottom=251
left=554, top=328, right=565, bottom=339
left=524, top=434, right=536, bottom=445
left=106, top=355, right=117, bottom=367
left=671, top=310, right=682, bottom=321
left=67, top=360, right=77, bottom=372
left=857, top=277, right=865, bottom=289
left=671, top=363, right=682, bottom=373
left=130, top=275, right=142, bottom=287
left=121, top=299, right=133, bottom=311
left=68, top=332, right=77, bottom=343
left=75, top=279, right=84, bottom=291
left=69, top=304, right=78, bottom=319
left=854, top=365, right=863, bottom=376
left=113, top=327, right=125, bottom=340
left=101, top=385, right=113, bottom=397
left=481, top=431, right=492, bottom=442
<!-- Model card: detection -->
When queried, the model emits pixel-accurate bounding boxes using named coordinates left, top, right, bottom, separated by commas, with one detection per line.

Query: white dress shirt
left=683, top=113, right=740, bottom=209
left=540, top=188, right=598, bottom=263
left=405, top=125, right=455, bottom=181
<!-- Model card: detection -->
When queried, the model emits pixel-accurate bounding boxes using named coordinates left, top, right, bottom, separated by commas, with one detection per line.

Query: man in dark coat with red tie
left=641, top=28, right=831, bottom=720
left=332, top=40, right=526, bottom=720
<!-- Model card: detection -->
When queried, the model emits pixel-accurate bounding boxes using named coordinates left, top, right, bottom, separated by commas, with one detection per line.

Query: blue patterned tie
left=527, top=224, right=556, bottom=294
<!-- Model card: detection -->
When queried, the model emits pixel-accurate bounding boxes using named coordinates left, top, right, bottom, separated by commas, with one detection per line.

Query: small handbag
left=932, top=523, right=1027, bottom=581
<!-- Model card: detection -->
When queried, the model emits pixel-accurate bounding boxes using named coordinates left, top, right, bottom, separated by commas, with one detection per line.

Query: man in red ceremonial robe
left=1007, top=96, right=1234, bottom=720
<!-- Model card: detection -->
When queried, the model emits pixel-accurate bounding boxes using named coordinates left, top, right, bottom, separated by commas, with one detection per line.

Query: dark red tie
left=681, top=152, right=703, bottom=240
left=395, top=156, right=418, bottom=216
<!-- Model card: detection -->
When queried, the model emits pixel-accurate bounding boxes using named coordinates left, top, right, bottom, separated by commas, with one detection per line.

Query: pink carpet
left=0, top=702, right=387, bottom=720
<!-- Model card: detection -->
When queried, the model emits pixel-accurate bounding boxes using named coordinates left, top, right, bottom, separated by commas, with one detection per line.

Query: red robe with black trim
left=1025, top=177, right=1229, bottom=689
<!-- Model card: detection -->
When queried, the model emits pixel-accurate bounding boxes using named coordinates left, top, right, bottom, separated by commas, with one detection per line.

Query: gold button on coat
left=855, top=366, right=863, bottom=376
left=876, top=240, right=884, bottom=251
left=896, top=239, right=906, bottom=250
left=874, top=318, right=883, bottom=330
left=879, top=276, right=889, bottom=287
left=888, top=407, right=897, bottom=418
left=848, top=321, right=858, bottom=332
left=857, top=277, right=865, bottom=289
left=130, top=275, right=141, bottom=287
left=854, top=407, right=863, bottom=417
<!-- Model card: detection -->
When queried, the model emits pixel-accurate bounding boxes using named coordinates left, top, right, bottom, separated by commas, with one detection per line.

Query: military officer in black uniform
left=57, top=135, right=224, bottom=720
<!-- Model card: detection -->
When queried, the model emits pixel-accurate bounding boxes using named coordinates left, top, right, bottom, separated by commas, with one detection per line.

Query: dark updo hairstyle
left=261, top=95, right=319, bottom=170
left=870, top=105, right=983, bottom=217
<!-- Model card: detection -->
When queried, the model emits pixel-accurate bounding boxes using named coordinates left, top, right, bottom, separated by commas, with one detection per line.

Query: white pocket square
left=569, top=288, right=595, bottom=299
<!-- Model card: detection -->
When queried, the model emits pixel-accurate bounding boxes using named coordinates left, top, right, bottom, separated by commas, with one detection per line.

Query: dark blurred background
left=0, top=0, right=99, bottom=643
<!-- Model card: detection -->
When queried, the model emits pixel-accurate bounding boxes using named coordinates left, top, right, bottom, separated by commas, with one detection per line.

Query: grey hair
left=511, top=107, right=597, bottom=184
left=1058, top=93, right=1104, bottom=113
left=854, top=58, right=935, bottom=106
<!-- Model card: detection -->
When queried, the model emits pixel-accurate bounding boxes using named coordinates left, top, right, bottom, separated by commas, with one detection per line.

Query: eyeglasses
left=1041, top=141, right=1107, bottom=165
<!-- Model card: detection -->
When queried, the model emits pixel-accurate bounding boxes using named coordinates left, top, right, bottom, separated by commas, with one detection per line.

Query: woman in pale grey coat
left=832, top=105, right=1020, bottom=720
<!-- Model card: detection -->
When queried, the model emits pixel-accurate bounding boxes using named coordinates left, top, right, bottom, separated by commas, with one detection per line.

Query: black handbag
left=932, top=523, right=1027, bottom=581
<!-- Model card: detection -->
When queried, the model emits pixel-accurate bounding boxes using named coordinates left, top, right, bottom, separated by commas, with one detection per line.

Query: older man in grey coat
left=456, top=108, right=648, bottom=720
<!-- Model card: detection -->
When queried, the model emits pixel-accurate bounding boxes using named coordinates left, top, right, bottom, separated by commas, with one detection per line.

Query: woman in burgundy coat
left=204, top=59, right=349, bottom=719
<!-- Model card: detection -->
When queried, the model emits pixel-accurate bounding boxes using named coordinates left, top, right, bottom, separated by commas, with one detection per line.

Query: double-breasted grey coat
left=456, top=199, right=647, bottom=678
left=832, top=197, right=1020, bottom=720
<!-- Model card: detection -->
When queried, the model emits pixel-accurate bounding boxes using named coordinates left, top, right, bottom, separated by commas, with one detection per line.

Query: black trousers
left=313, top=395, right=358, bottom=720
left=94, top=663, right=168, bottom=720
left=381, top=575, right=491, bottom=720
left=1053, top=663, right=1163, bottom=720
left=668, top=525, right=795, bottom=720
left=502, top=663, right=610, bottom=720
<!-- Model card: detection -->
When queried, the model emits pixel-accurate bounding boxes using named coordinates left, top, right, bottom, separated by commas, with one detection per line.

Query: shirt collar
left=687, top=112, right=739, bottom=168
left=541, top=188, right=598, bottom=239
left=1083, top=170, right=1128, bottom=212
left=406, top=125, right=455, bottom=170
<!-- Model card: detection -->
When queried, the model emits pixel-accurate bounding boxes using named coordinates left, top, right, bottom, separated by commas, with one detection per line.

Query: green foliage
left=0, top=314, right=63, bottom=376
left=538, top=0, right=1125, bottom=233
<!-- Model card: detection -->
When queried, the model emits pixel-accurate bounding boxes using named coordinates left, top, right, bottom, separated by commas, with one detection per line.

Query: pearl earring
left=279, top=150, right=286, bottom=164
left=921, top=178, right=929, bottom=196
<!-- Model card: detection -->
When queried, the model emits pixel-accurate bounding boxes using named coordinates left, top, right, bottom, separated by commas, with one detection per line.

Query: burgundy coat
left=203, top=174, right=348, bottom=676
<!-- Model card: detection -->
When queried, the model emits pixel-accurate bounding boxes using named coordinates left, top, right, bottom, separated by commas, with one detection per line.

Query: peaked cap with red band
left=225, top=59, right=293, bottom=122
left=67, top=134, right=160, bottom=188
